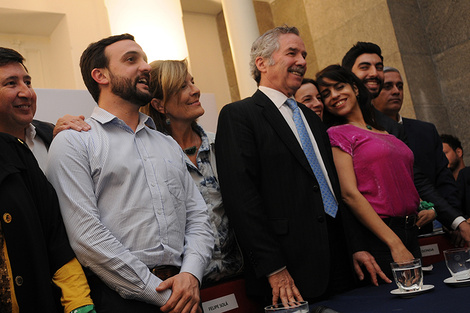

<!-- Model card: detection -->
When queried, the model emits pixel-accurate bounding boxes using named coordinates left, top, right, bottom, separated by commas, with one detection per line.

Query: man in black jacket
left=0, top=47, right=95, bottom=312
left=216, top=26, right=389, bottom=307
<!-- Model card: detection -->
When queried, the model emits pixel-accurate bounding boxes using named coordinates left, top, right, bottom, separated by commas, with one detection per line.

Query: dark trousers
left=367, top=216, right=421, bottom=279
left=87, top=275, right=162, bottom=313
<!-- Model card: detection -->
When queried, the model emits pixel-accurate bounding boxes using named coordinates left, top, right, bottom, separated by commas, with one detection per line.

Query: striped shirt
left=46, top=107, right=213, bottom=306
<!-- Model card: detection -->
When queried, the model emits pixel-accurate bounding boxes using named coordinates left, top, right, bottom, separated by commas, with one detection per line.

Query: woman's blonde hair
left=140, top=59, right=189, bottom=134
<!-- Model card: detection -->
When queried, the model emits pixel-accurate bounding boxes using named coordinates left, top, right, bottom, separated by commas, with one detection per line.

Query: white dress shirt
left=46, top=107, right=213, bottom=306
left=24, top=123, right=48, bottom=172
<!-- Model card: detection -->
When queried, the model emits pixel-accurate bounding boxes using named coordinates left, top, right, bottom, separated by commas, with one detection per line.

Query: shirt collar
left=91, top=106, right=155, bottom=131
left=194, top=124, right=210, bottom=153
left=397, top=113, right=403, bottom=124
left=259, top=86, right=293, bottom=109
left=24, top=123, right=36, bottom=148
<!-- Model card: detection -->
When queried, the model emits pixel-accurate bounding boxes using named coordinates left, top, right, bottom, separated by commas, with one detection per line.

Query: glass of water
left=444, top=248, right=470, bottom=280
left=264, top=301, right=309, bottom=313
left=390, top=258, right=423, bottom=292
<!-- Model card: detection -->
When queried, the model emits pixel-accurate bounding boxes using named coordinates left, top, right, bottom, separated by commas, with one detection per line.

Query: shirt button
left=3, top=213, right=12, bottom=223
left=15, top=276, right=23, bottom=286
left=151, top=183, right=155, bottom=187
left=317, top=216, right=324, bottom=223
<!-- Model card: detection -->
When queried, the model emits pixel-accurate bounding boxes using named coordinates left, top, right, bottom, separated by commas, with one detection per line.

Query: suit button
left=15, top=276, right=23, bottom=286
left=317, top=216, right=324, bottom=223
left=3, top=213, right=12, bottom=223
left=313, top=185, right=320, bottom=192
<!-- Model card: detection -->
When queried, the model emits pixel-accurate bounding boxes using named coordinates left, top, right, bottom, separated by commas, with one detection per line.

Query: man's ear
left=91, top=68, right=109, bottom=85
left=457, top=147, right=464, bottom=158
left=255, top=56, right=268, bottom=74
left=151, top=98, right=165, bottom=114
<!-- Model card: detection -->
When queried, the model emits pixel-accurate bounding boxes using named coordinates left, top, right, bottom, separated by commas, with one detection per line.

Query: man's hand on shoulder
left=352, top=251, right=391, bottom=286
left=267, top=268, right=303, bottom=306
left=53, top=114, right=91, bottom=137
left=157, top=272, right=201, bottom=313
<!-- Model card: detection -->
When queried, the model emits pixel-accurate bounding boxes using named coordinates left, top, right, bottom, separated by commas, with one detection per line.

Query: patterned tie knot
left=285, top=98, right=298, bottom=112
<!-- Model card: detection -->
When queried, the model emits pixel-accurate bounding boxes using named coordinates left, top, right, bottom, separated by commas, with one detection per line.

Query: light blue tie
left=285, top=98, right=338, bottom=218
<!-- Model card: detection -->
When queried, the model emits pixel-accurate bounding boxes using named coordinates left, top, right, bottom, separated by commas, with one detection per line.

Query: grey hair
left=249, top=25, right=300, bottom=85
left=383, top=66, right=400, bottom=74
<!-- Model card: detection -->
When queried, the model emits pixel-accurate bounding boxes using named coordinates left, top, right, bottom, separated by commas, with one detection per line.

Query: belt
left=382, top=215, right=417, bottom=228
left=151, top=265, right=180, bottom=281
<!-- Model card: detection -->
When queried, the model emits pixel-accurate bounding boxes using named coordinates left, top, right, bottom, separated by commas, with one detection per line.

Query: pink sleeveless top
left=328, top=124, right=419, bottom=218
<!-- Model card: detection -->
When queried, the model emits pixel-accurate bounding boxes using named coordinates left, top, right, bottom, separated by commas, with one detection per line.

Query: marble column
left=221, top=0, right=259, bottom=99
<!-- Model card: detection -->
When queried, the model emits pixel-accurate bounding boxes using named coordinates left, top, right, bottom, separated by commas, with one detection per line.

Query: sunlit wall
left=105, top=0, right=189, bottom=62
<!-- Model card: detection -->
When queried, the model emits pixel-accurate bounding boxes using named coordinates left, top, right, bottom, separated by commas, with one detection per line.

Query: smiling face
left=374, top=71, right=403, bottom=120
left=351, top=53, right=384, bottom=98
left=0, top=62, right=37, bottom=139
left=295, top=82, right=323, bottom=119
left=257, top=33, right=307, bottom=97
left=319, top=77, right=359, bottom=118
left=104, top=39, right=152, bottom=106
left=162, top=73, right=204, bottom=123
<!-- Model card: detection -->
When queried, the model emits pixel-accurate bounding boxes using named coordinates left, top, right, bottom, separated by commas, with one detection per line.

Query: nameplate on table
left=202, top=293, right=238, bottom=313
left=421, top=243, right=439, bottom=257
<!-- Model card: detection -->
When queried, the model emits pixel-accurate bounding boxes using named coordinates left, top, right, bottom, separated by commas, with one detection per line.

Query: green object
left=418, top=201, right=434, bottom=211
left=70, top=304, right=96, bottom=313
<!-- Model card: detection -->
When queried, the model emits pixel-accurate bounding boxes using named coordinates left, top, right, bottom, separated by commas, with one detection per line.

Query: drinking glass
left=265, top=301, right=309, bottom=313
left=444, top=248, right=470, bottom=280
left=390, top=258, right=423, bottom=292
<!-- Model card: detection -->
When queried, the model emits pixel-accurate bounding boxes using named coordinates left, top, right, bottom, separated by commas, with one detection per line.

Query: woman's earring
left=165, top=118, right=171, bottom=125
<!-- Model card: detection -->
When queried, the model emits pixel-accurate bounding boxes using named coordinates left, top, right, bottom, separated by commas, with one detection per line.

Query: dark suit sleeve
left=457, top=168, right=470, bottom=217
left=429, top=124, right=461, bottom=210
left=215, top=103, right=286, bottom=278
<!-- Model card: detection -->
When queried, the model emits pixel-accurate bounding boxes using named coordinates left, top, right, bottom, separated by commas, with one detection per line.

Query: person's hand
left=157, top=272, right=201, bottom=313
left=390, top=244, right=414, bottom=264
left=267, top=268, right=303, bottom=306
left=457, top=220, right=470, bottom=245
left=352, top=251, right=391, bottom=286
left=450, top=230, right=466, bottom=247
left=53, top=114, right=91, bottom=137
left=416, top=209, right=436, bottom=228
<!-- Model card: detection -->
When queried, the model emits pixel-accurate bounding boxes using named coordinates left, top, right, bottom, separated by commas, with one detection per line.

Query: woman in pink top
left=315, top=65, right=435, bottom=279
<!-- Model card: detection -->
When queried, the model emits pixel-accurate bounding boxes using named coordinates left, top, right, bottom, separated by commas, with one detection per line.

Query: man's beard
left=109, top=71, right=152, bottom=107
left=363, top=78, right=383, bottom=99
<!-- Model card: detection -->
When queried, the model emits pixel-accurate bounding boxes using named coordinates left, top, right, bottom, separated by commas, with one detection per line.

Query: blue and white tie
left=285, top=98, right=338, bottom=218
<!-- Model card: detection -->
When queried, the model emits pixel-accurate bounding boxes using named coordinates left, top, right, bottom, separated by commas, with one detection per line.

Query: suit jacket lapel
left=252, top=90, right=315, bottom=177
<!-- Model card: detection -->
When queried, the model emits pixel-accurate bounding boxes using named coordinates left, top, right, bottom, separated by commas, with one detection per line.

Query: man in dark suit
left=441, top=134, right=470, bottom=218
left=215, top=26, right=388, bottom=307
left=374, top=66, right=458, bottom=221
left=342, top=42, right=470, bottom=240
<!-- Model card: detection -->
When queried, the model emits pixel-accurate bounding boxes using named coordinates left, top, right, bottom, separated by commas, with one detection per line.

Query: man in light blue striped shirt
left=46, top=34, right=213, bottom=313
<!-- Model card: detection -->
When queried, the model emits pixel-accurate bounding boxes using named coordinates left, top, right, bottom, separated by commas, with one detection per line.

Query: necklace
left=349, top=121, right=372, bottom=130
left=183, top=146, right=197, bottom=156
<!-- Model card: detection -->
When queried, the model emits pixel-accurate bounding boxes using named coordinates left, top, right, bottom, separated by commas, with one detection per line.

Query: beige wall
left=183, top=11, right=232, bottom=111
left=302, top=0, right=415, bottom=118
left=0, top=0, right=111, bottom=90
